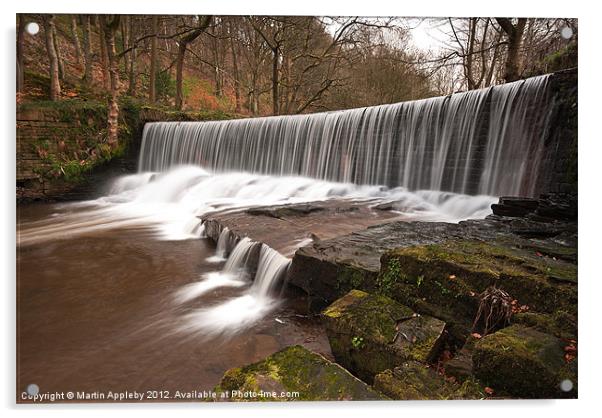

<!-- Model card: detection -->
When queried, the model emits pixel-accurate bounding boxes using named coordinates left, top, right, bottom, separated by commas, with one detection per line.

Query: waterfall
left=251, top=245, right=291, bottom=297
left=223, top=237, right=260, bottom=279
left=139, top=75, right=553, bottom=197
left=176, top=239, right=291, bottom=337
left=206, top=226, right=232, bottom=262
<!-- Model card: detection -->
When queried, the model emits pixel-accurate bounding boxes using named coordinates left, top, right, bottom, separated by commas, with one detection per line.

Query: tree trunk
left=175, top=41, right=186, bottom=109
left=82, top=15, right=93, bottom=85
left=17, top=15, right=26, bottom=94
left=175, top=16, right=212, bottom=110
left=229, top=27, right=242, bottom=113
left=128, top=16, right=136, bottom=96
left=99, top=21, right=110, bottom=91
left=272, top=48, right=279, bottom=115
left=100, top=15, right=121, bottom=148
left=149, top=15, right=158, bottom=103
left=42, top=15, right=61, bottom=100
left=496, top=18, right=527, bottom=82
left=71, top=16, right=82, bottom=66
left=465, top=18, right=477, bottom=90
left=52, top=25, right=64, bottom=81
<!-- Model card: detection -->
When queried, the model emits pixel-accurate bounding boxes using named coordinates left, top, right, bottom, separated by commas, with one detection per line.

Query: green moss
left=373, top=361, right=485, bottom=400
left=336, top=267, right=366, bottom=293
left=379, top=239, right=577, bottom=326
left=322, top=290, right=445, bottom=383
left=472, top=325, right=576, bottom=398
left=213, top=345, right=385, bottom=401
left=513, top=311, right=577, bottom=340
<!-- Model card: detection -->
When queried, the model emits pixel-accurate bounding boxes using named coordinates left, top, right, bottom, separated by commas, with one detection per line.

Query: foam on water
left=18, top=166, right=497, bottom=246
left=176, top=242, right=291, bottom=337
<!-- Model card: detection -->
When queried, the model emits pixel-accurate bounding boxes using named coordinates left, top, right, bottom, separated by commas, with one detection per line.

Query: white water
left=176, top=240, right=291, bottom=337
left=18, top=167, right=496, bottom=336
left=206, top=227, right=231, bottom=263
left=18, top=166, right=497, bottom=247
left=140, top=75, right=552, bottom=197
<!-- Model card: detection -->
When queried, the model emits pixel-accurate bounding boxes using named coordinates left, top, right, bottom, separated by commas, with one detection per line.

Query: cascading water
left=139, top=75, right=553, bottom=197
left=206, top=227, right=232, bottom=262
left=176, top=238, right=292, bottom=337
left=251, top=245, right=291, bottom=297
left=18, top=76, right=557, bottom=338
left=174, top=237, right=257, bottom=304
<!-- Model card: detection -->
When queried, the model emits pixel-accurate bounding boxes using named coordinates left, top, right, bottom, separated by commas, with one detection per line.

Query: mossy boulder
left=213, top=345, right=386, bottom=401
left=374, top=361, right=485, bottom=400
left=322, top=290, right=446, bottom=383
left=379, top=239, right=577, bottom=335
left=472, top=325, right=577, bottom=398
left=512, top=311, right=577, bottom=340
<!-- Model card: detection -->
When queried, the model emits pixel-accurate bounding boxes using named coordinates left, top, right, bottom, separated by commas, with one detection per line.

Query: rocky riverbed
left=203, top=193, right=577, bottom=400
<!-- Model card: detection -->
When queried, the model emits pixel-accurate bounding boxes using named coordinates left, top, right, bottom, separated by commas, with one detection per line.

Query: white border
left=2, top=1, right=599, bottom=417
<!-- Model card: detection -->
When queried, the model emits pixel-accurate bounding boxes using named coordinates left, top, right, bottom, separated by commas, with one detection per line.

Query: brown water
left=16, top=203, right=330, bottom=403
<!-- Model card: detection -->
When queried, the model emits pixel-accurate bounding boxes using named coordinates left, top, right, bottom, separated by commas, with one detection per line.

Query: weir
left=139, top=74, right=557, bottom=197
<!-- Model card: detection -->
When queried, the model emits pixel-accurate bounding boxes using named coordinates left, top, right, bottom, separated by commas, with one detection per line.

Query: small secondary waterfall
left=176, top=234, right=292, bottom=336
left=139, top=75, right=553, bottom=197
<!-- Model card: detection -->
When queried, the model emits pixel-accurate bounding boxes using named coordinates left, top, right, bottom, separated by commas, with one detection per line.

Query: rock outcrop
left=322, top=290, right=445, bottom=383
left=472, top=325, right=577, bottom=398
left=213, top=345, right=386, bottom=401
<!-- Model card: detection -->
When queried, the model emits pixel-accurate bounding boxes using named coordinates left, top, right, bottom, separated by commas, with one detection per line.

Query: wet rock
left=379, top=239, right=577, bottom=336
left=491, top=197, right=539, bottom=217
left=213, top=345, right=386, bottom=401
left=472, top=325, right=577, bottom=398
left=289, top=221, right=463, bottom=312
left=322, top=290, right=445, bottom=383
left=373, top=361, right=485, bottom=400
left=442, top=334, right=480, bottom=383
left=535, top=193, right=577, bottom=221
left=245, top=204, right=325, bottom=219
left=288, top=210, right=576, bottom=313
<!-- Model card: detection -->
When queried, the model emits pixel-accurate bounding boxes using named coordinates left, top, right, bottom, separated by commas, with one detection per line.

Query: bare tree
left=99, top=15, right=121, bottom=147
left=496, top=18, right=527, bottom=82
left=17, top=15, right=26, bottom=93
left=52, top=23, right=65, bottom=81
left=42, top=15, right=61, bottom=100
left=149, top=15, right=158, bottom=103
left=81, top=15, right=93, bottom=85
left=175, top=15, right=212, bottom=110
left=98, top=19, right=110, bottom=91
left=71, top=16, right=82, bottom=66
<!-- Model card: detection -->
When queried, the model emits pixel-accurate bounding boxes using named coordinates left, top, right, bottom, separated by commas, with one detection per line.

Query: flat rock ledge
left=213, top=345, right=386, bottom=401
left=289, top=202, right=577, bottom=316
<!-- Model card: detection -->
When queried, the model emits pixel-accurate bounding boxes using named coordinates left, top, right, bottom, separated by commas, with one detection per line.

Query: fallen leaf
left=449, top=274, right=456, bottom=280
left=471, top=333, right=482, bottom=339
left=535, top=252, right=543, bottom=257
left=484, top=387, right=494, bottom=395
